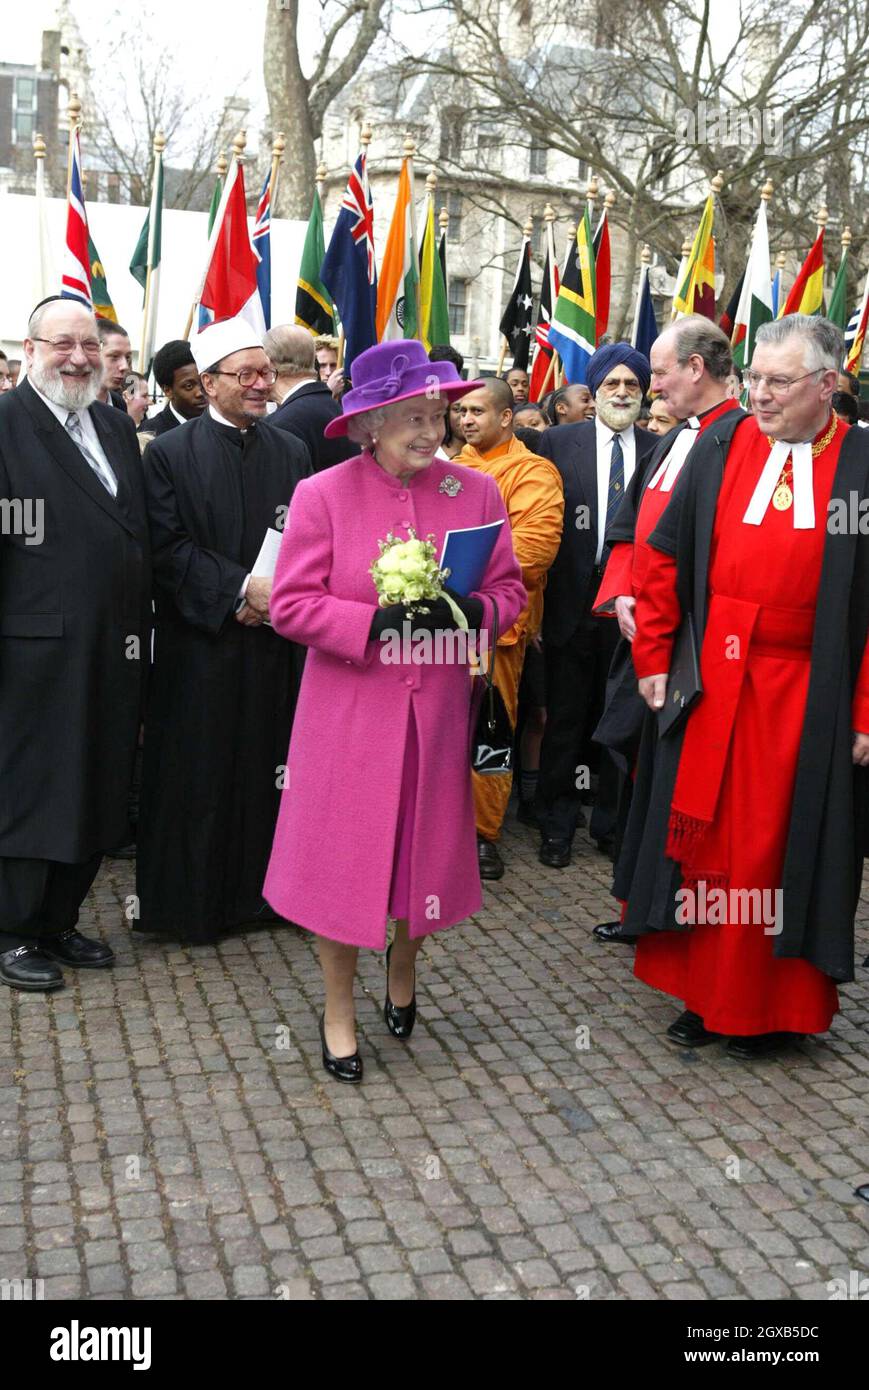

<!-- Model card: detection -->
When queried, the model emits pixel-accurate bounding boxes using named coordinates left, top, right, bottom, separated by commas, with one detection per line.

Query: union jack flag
left=529, top=250, right=560, bottom=402
left=61, top=130, right=92, bottom=310
left=252, top=170, right=272, bottom=329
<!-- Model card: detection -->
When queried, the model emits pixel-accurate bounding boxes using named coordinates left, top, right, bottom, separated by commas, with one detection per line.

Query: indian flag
left=376, top=157, right=418, bottom=341
left=731, top=198, right=773, bottom=371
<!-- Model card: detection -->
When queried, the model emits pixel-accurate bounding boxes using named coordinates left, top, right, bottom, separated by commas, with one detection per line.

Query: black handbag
left=470, top=601, right=514, bottom=774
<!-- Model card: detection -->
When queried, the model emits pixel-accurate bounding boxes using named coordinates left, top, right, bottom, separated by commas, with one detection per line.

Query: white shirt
left=169, top=403, right=188, bottom=426
left=594, top=416, right=636, bottom=562
left=278, top=376, right=317, bottom=404
left=30, top=382, right=119, bottom=496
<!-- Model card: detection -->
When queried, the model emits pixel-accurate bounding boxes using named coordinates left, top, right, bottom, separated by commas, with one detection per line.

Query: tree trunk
left=263, top=0, right=317, bottom=219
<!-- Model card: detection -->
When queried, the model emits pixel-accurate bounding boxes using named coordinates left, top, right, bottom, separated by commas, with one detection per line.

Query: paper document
left=251, top=527, right=284, bottom=579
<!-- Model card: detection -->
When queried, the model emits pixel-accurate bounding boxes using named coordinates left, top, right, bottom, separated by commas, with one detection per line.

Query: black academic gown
left=136, top=411, right=311, bottom=942
left=615, top=412, right=869, bottom=983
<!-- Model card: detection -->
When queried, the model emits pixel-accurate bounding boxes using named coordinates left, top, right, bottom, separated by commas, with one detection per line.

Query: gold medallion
left=773, top=484, right=793, bottom=511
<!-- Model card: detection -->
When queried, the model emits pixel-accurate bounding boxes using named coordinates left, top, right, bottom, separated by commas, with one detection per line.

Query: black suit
left=0, top=380, right=151, bottom=946
left=534, top=420, right=657, bottom=843
left=108, top=389, right=129, bottom=413
left=139, top=402, right=182, bottom=437
left=270, top=379, right=357, bottom=471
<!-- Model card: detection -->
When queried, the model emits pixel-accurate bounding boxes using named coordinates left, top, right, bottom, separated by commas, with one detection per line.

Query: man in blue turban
left=533, top=343, right=655, bottom=869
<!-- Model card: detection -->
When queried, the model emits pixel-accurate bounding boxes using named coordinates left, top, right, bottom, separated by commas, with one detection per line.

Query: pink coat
left=263, top=450, right=526, bottom=948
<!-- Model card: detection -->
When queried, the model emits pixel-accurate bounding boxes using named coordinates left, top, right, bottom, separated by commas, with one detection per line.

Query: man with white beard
left=0, top=296, right=151, bottom=991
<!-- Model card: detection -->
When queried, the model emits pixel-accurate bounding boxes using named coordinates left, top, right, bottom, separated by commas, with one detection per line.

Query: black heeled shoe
left=319, top=1015, right=363, bottom=1084
left=384, top=943, right=417, bottom=1040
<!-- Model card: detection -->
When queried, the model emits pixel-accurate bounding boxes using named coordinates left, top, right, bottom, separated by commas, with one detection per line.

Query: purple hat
left=324, top=339, right=482, bottom=438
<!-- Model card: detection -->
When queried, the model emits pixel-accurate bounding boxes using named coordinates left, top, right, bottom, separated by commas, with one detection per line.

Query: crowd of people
left=0, top=294, right=867, bottom=1088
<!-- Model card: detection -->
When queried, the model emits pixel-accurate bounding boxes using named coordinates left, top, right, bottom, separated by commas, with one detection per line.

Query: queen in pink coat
left=264, top=341, right=525, bottom=1083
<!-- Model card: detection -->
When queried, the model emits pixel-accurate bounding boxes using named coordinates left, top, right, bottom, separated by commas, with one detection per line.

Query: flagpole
left=66, top=92, right=81, bottom=199
left=269, top=132, right=286, bottom=215
left=34, top=131, right=54, bottom=303
left=405, top=136, right=421, bottom=334
left=184, top=130, right=245, bottom=337
left=139, top=128, right=165, bottom=373
left=631, top=244, right=652, bottom=347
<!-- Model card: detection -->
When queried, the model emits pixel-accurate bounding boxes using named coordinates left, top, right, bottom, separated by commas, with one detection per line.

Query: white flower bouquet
left=370, top=528, right=468, bottom=630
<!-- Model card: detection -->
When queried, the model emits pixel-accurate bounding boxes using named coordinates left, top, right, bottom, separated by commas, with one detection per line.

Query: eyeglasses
left=31, top=336, right=102, bottom=355
left=599, top=377, right=642, bottom=395
left=207, top=366, right=277, bottom=387
left=746, top=368, right=822, bottom=395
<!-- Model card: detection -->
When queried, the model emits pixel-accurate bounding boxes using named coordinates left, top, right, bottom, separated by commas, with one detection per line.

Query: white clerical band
left=742, top=439, right=815, bottom=529
left=647, top=417, right=700, bottom=493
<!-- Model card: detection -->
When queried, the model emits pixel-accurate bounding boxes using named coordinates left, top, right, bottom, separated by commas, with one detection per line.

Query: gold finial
left=681, top=234, right=693, bottom=256
left=523, top=215, right=534, bottom=238
left=543, top=202, right=556, bottom=223
left=153, top=128, right=166, bottom=156
left=232, top=129, right=247, bottom=162
left=216, top=151, right=228, bottom=178
left=439, top=204, right=449, bottom=233
left=586, top=173, right=599, bottom=207
left=403, top=134, right=416, bottom=160
left=711, top=169, right=724, bottom=195
left=316, top=160, right=327, bottom=184
left=816, top=203, right=828, bottom=229
left=842, top=225, right=852, bottom=251
left=640, top=243, right=652, bottom=265
left=604, top=189, right=616, bottom=211
left=565, top=222, right=576, bottom=243
left=760, top=177, right=774, bottom=202
left=272, top=132, right=286, bottom=163
left=67, top=92, right=82, bottom=132
left=33, top=132, right=46, bottom=160
left=775, top=249, right=787, bottom=269
left=360, top=122, right=373, bottom=149
left=425, top=169, right=438, bottom=194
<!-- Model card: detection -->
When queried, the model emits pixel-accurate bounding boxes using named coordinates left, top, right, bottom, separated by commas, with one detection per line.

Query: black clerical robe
left=136, top=411, right=311, bottom=942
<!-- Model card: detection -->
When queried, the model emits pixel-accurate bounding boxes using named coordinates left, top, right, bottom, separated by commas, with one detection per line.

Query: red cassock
left=632, top=415, right=869, bottom=1036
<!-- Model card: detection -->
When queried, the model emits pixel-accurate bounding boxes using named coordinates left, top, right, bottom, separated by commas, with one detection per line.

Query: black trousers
left=537, top=613, right=621, bottom=843
left=0, top=854, right=103, bottom=951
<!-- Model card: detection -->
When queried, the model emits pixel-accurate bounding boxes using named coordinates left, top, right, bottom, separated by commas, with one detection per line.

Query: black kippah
left=153, top=338, right=196, bottom=390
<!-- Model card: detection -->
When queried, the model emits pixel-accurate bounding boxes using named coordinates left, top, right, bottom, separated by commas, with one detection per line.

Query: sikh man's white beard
left=595, top=396, right=642, bottom=431
left=29, top=359, right=99, bottom=411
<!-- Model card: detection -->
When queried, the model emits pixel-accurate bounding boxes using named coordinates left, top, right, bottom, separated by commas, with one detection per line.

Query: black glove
left=405, top=590, right=485, bottom=632
left=369, top=604, right=408, bottom=639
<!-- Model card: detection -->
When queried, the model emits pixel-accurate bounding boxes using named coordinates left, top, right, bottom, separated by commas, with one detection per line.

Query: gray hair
left=263, top=324, right=316, bottom=375
left=669, top=315, right=732, bottom=382
left=346, top=405, right=388, bottom=447
left=754, top=314, right=843, bottom=374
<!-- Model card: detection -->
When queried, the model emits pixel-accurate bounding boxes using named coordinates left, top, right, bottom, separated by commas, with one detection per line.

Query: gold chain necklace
left=767, top=411, right=839, bottom=511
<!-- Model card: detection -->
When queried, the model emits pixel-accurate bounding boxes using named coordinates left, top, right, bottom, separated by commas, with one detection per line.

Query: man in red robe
left=592, top=317, right=743, bottom=943
left=623, top=314, right=869, bottom=1060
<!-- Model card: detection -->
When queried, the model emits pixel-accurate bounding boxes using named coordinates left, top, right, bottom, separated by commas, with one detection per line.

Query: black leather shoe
left=39, top=928, right=115, bottom=969
left=0, top=945, right=64, bottom=992
left=593, top=921, right=639, bottom=944
left=477, top=837, right=505, bottom=880
left=516, top=799, right=538, bottom=827
left=727, top=1032, right=799, bottom=1061
left=855, top=1183, right=869, bottom=1204
left=666, top=1010, right=723, bottom=1047
left=319, top=1015, right=363, bottom=1084
left=384, top=943, right=417, bottom=1040
left=539, top=837, right=571, bottom=868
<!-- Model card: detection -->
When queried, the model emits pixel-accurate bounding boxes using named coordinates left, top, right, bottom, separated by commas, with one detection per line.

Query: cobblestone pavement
left=2, top=813, right=868, bottom=1302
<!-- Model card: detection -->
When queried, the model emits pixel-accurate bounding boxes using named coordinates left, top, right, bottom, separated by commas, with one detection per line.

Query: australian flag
left=320, top=152, right=377, bottom=375
left=252, top=170, right=272, bottom=330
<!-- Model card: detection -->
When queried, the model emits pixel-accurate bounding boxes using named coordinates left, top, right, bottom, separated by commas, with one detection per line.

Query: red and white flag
left=195, top=157, right=265, bottom=334
left=61, top=130, right=92, bottom=309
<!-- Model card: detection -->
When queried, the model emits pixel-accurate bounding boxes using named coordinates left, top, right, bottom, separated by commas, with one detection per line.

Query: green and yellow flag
left=418, top=195, right=450, bottom=349
left=295, top=189, right=334, bottom=336
left=89, top=234, right=117, bottom=322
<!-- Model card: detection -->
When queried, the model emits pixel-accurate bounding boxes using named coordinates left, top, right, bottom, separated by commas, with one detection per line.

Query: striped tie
left=65, top=411, right=118, bottom=497
left=605, top=432, right=624, bottom=533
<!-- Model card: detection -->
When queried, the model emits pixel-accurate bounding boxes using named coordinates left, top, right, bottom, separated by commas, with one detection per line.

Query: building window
left=530, top=216, right=543, bottom=258
left=478, top=134, right=500, bottom=172
left=530, top=141, right=547, bottom=177
left=448, top=278, right=468, bottom=336
left=577, top=158, right=590, bottom=185
left=447, top=190, right=463, bottom=239
left=440, top=108, right=464, bottom=162
left=13, top=76, right=38, bottom=144
left=107, top=173, right=121, bottom=204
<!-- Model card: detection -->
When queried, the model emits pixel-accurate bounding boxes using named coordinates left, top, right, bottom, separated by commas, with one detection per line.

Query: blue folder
left=439, top=520, right=505, bottom=595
